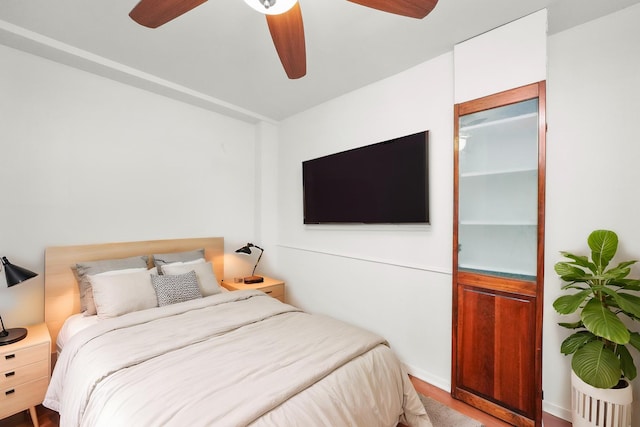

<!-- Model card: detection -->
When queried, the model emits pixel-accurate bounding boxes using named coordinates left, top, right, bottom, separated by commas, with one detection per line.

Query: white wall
left=252, top=121, right=280, bottom=279
left=277, top=53, right=455, bottom=389
left=454, top=9, right=547, bottom=103
left=544, top=3, right=640, bottom=423
left=277, top=3, right=640, bottom=421
left=0, top=44, right=263, bottom=328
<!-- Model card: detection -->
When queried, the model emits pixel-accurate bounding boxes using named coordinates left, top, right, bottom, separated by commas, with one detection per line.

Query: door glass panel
left=458, top=98, right=538, bottom=281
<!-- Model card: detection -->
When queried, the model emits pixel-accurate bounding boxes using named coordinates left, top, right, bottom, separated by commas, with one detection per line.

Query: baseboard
left=542, top=400, right=571, bottom=423
left=403, top=363, right=450, bottom=393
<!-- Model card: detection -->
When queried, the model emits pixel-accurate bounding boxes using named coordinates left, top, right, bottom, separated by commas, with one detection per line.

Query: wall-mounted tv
left=302, top=130, right=429, bottom=224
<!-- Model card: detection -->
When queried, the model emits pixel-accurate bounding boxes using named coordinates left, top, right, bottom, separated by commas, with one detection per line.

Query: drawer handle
left=5, top=371, right=15, bottom=378
left=5, top=354, right=16, bottom=360
left=5, top=389, right=15, bottom=396
left=264, top=291, right=272, bottom=294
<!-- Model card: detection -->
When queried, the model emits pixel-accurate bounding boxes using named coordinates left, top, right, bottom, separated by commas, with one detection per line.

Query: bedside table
left=222, top=276, right=285, bottom=302
left=0, top=323, right=51, bottom=427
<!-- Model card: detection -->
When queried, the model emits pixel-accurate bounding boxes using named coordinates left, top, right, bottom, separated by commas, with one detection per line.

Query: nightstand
left=0, top=323, right=51, bottom=427
left=222, top=276, right=285, bottom=302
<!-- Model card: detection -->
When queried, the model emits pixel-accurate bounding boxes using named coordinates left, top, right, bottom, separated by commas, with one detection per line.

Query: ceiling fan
left=129, top=0, right=439, bottom=79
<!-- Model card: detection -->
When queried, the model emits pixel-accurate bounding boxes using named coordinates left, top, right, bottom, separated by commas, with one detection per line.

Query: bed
left=43, top=237, right=432, bottom=427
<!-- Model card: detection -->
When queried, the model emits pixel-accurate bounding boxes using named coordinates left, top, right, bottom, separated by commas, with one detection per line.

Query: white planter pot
left=571, top=371, right=633, bottom=427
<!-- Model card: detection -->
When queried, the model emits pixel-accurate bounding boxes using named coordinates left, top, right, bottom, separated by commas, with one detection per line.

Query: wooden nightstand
left=0, top=323, right=51, bottom=427
left=222, top=276, right=285, bottom=302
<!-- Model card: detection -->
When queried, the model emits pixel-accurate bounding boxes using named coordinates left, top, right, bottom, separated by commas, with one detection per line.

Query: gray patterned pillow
left=151, top=270, right=203, bottom=306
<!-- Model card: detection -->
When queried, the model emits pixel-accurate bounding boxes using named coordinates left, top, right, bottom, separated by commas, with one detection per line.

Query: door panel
left=452, top=81, right=545, bottom=427
left=457, top=285, right=536, bottom=417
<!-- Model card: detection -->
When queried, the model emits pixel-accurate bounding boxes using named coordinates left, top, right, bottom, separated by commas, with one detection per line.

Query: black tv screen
left=302, top=131, right=429, bottom=224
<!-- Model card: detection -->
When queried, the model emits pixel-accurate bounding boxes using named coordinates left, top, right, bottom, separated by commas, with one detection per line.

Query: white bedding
left=56, top=313, right=98, bottom=354
left=46, top=290, right=431, bottom=427
left=56, top=286, right=230, bottom=353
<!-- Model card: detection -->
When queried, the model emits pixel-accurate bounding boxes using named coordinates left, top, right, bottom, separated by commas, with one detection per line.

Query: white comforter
left=45, top=290, right=431, bottom=427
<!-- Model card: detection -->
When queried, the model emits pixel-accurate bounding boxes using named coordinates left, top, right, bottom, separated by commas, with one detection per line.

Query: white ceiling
left=1, top=0, right=638, bottom=122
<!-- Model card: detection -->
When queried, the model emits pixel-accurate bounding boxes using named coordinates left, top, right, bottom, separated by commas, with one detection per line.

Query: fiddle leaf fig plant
left=553, top=229, right=640, bottom=388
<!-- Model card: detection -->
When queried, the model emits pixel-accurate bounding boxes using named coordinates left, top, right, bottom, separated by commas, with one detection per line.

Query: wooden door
left=452, top=82, right=546, bottom=427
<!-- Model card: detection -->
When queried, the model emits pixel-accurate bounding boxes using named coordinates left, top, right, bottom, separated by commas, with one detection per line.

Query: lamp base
left=243, top=275, right=264, bottom=284
left=0, top=327, right=28, bottom=346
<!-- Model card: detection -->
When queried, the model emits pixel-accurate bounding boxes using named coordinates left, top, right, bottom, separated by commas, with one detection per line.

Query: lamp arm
left=0, top=315, right=8, bottom=338
left=252, top=248, right=264, bottom=276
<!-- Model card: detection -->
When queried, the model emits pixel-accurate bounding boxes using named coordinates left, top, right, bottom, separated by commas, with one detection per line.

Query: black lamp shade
left=0, top=257, right=37, bottom=346
left=2, top=257, right=38, bottom=287
left=235, top=245, right=253, bottom=255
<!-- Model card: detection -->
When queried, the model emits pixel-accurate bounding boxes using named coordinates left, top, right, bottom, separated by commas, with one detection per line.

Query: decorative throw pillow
left=160, top=261, right=221, bottom=296
left=74, top=255, right=149, bottom=315
left=152, top=249, right=205, bottom=271
left=151, top=270, right=203, bottom=306
left=89, top=268, right=158, bottom=319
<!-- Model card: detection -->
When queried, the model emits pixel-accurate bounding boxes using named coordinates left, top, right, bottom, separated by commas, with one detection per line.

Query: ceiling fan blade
left=266, top=2, right=306, bottom=79
left=347, top=0, right=438, bottom=19
left=130, top=0, right=207, bottom=28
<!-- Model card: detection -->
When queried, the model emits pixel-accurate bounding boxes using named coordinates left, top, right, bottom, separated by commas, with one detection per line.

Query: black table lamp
left=0, top=257, right=38, bottom=346
left=235, top=243, right=264, bottom=284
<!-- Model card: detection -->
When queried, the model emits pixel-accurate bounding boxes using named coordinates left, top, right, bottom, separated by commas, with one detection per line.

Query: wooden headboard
left=44, top=237, right=224, bottom=354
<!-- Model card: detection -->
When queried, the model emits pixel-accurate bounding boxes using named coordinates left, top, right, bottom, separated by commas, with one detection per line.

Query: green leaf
left=605, top=261, right=637, bottom=279
left=559, top=251, right=597, bottom=274
left=572, top=340, right=621, bottom=388
left=588, top=230, right=618, bottom=272
left=561, top=331, right=595, bottom=355
left=615, top=279, right=640, bottom=291
left=629, top=332, right=640, bottom=353
left=610, top=260, right=637, bottom=269
left=560, top=283, right=588, bottom=291
left=617, top=345, right=637, bottom=380
left=598, top=286, right=618, bottom=301
left=558, top=320, right=584, bottom=329
left=581, top=299, right=630, bottom=344
left=615, top=293, right=640, bottom=319
left=555, top=262, right=589, bottom=281
left=553, top=290, right=591, bottom=314
left=602, top=267, right=631, bottom=281
left=560, top=274, right=596, bottom=283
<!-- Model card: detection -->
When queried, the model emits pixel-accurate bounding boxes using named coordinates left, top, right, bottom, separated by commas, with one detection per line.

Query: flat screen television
left=302, top=130, right=429, bottom=224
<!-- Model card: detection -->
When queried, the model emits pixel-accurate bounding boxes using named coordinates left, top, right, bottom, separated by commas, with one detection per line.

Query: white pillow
left=160, top=261, right=221, bottom=296
left=94, top=267, right=148, bottom=277
left=89, top=269, right=158, bottom=319
left=158, top=258, right=206, bottom=274
left=165, top=258, right=206, bottom=266
left=74, top=256, right=149, bottom=316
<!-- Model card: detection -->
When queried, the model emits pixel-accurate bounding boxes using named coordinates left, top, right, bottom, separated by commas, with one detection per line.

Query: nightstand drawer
left=1, top=361, right=49, bottom=389
left=0, top=376, right=48, bottom=419
left=0, top=342, right=48, bottom=371
left=222, top=277, right=286, bottom=303
left=259, top=284, right=284, bottom=300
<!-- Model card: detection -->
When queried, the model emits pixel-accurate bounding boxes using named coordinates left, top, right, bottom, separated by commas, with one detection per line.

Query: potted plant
left=553, top=229, right=640, bottom=426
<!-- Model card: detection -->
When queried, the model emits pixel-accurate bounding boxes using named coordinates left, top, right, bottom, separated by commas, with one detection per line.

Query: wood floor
left=0, top=406, right=58, bottom=427
left=0, top=378, right=571, bottom=427
left=410, top=376, right=571, bottom=427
